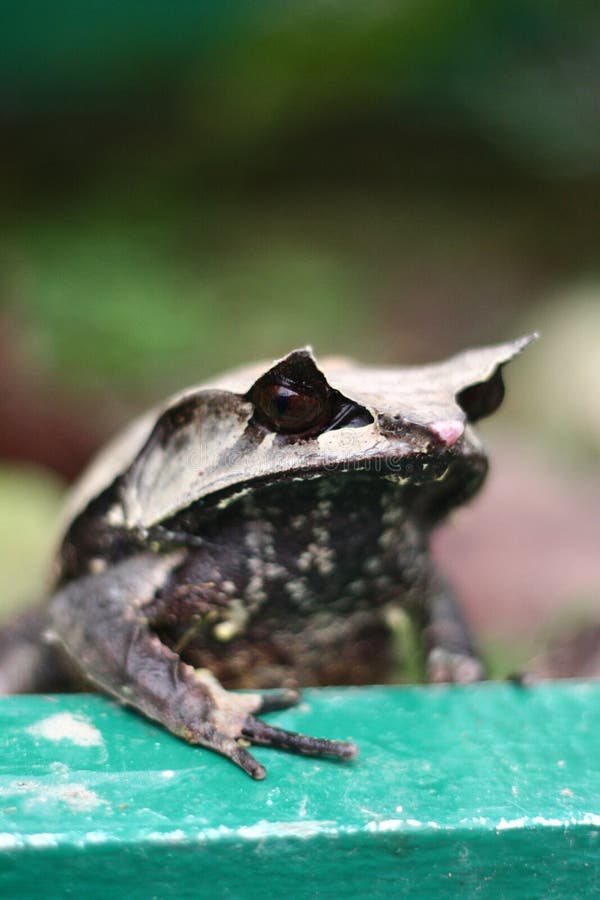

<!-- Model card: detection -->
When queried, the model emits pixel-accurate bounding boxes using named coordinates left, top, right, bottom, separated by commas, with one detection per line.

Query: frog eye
left=247, top=349, right=373, bottom=438
left=250, top=381, right=329, bottom=434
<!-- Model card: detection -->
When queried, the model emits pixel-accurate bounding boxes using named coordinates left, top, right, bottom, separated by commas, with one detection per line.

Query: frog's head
left=119, top=335, right=536, bottom=529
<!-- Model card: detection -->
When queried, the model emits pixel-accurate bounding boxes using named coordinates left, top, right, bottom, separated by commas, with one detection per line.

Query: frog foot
left=192, top=672, right=357, bottom=779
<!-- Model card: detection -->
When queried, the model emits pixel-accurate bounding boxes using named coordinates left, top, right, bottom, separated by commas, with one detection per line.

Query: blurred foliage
left=3, top=1, right=600, bottom=174
left=510, top=284, right=600, bottom=465
left=0, top=467, right=64, bottom=621
left=1, top=0, right=599, bottom=405
left=6, top=209, right=372, bottom=392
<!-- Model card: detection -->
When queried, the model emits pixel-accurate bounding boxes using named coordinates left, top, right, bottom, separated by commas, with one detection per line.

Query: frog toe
left=242, top=715, right=358, bottom=760
left=256, top=687, right=301, bottom=713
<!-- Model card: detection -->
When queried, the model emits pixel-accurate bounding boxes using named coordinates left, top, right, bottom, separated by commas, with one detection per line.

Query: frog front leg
left=419, top=571, right=486, bottom=684
left=49, top=553, right=357, bottom=779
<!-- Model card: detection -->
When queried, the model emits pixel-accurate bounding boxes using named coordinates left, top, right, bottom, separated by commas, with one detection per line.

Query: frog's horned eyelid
left=519, top=331, right=539, bottom=348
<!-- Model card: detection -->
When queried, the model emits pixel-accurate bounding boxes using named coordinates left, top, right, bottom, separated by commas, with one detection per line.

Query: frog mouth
left=124, top=412, right=488, bottom=531
left=196, top=446, right=488, bottom=525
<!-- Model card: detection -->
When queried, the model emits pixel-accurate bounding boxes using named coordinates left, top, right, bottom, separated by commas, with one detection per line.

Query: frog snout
left=427, top=419, right=465, bottom=447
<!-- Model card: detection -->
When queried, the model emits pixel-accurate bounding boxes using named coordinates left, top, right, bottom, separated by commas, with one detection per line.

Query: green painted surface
left=0, top=683, right=598, bottom=897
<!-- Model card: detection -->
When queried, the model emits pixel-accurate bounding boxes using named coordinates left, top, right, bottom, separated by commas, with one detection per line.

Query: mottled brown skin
left=0, top=340, right=534, bottom=778
left=148, top=475, right=430, bottom=689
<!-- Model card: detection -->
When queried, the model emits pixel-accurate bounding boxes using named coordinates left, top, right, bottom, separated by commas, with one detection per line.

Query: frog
left=0, top=335, right=535, bottom=779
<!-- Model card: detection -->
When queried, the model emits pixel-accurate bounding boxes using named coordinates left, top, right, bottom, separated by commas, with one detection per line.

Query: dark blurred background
left=1, top=1, right=599, bottom=673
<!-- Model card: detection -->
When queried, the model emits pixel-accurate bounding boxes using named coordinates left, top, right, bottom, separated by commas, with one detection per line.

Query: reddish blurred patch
left=529, top=625, right=600, bottom=679
left=434, top=441, right=600, bottom=640
left=0, top=318, right=114, bottom=481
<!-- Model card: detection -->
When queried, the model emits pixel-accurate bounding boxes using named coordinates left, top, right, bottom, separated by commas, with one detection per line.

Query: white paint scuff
left=26, top=712, right=105, bottom=748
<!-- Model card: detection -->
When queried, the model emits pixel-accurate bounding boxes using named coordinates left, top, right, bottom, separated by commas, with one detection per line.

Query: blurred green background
left=1, top=1, right=599, bottom=671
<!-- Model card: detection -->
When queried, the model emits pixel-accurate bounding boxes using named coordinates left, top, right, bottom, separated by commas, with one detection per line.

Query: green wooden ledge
left=1, top=683, right=598, bottom=898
